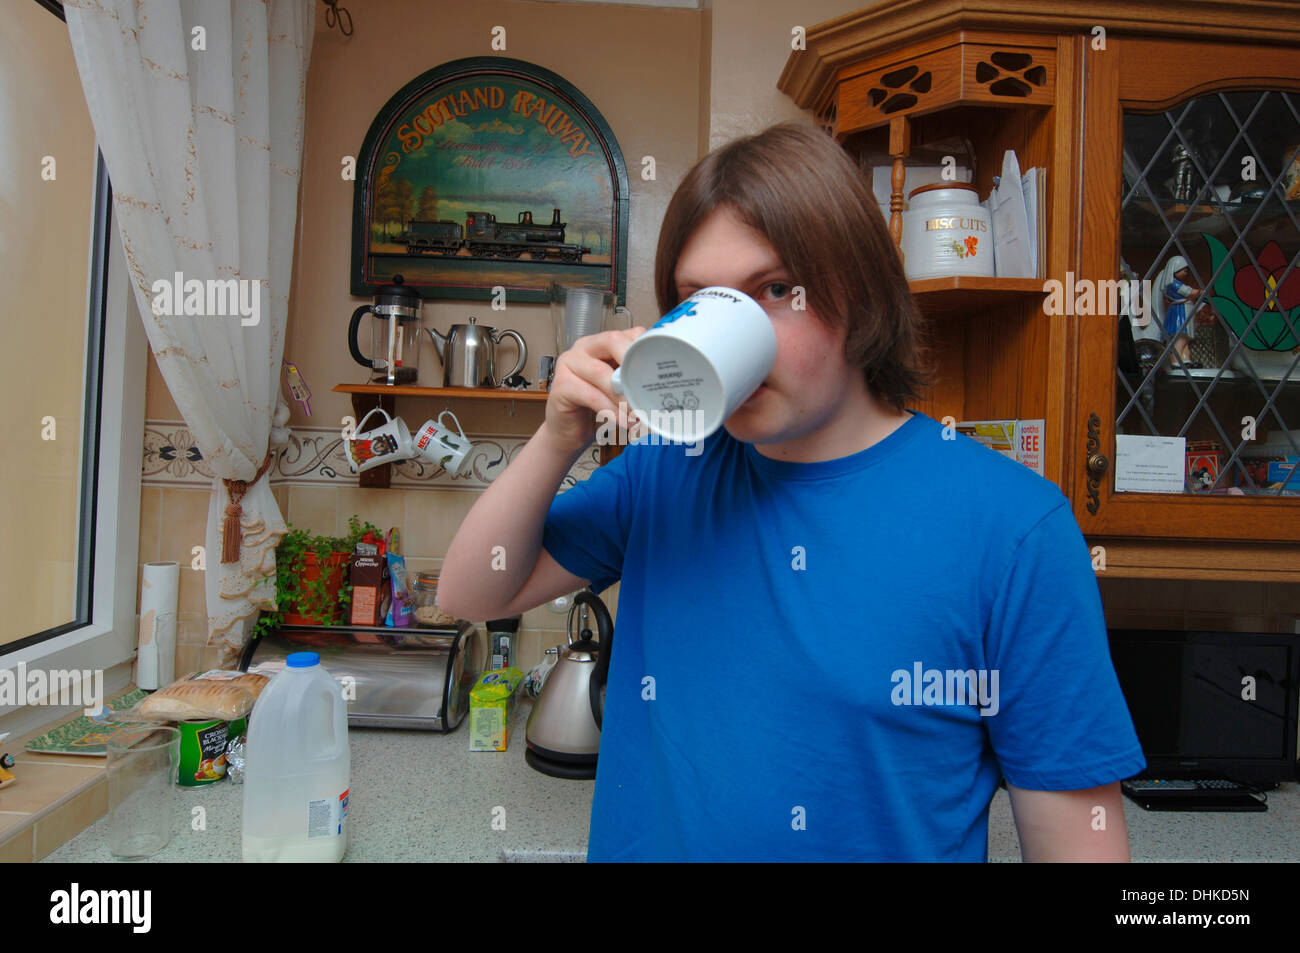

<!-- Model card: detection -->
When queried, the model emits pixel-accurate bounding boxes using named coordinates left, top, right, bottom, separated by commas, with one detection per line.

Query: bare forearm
left=436, top=421, right=585, bottom=619
left=1008, top=782, right=1132, bottom=862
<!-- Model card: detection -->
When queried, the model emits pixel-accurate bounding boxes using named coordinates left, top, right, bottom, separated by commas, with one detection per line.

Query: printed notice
left=1114, top=435, right=1187, bottom=493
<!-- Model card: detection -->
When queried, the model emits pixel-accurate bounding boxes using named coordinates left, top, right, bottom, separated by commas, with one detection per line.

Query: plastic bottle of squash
left=242, top=652, right=350, bottom=862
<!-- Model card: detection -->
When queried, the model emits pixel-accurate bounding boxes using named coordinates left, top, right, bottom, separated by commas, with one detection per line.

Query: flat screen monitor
left=1107, top=628, right=1300, bottom=783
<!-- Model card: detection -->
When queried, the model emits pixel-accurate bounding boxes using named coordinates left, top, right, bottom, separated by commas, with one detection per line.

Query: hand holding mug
left=543, top=327, right=646, bottom=455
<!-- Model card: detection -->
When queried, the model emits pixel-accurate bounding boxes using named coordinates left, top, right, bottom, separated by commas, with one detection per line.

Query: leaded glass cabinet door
left=1117, top=91, right=1299, bottom=504
left=1076, top=37, right=1300, bottom=545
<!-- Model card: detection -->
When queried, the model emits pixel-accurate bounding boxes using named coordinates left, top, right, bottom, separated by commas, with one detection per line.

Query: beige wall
left=1, top=0, right=97, bottom=644
left=706, top=0, right=865, bottom=148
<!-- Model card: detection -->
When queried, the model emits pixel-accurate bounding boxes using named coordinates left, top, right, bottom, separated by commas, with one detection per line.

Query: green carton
left=469, top=667, right=523, bottom=751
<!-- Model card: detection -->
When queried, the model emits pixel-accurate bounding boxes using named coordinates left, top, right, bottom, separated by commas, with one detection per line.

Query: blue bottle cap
left=286, top=652, right=320, bottom=668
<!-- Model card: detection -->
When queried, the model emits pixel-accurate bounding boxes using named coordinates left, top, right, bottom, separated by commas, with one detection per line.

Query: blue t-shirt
left=542, top=409, right=1145, bottom=861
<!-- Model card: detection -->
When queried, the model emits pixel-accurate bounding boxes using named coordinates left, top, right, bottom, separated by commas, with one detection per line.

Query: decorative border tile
left=142, top=420, right=601, bottom=490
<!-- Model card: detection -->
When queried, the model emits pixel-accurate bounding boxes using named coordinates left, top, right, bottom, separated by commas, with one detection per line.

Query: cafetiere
left=348, top=275, right=424, bottom=384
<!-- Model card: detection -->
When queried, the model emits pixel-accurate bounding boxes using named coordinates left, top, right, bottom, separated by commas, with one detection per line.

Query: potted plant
left=254, top=515, right=380, bottom=638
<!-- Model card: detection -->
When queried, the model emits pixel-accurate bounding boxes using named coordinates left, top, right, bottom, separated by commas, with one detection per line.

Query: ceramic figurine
left=1170, top=144, right=1196, bottom=202
left=1153, top=255, right=1214, bottom=367
left=1122, top=260, right=1159, bottom=345
left=1119, top=260, right=1159, bottom=414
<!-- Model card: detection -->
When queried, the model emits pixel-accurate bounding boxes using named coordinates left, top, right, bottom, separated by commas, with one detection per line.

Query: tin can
left=178, top=717, right=246, bottom=786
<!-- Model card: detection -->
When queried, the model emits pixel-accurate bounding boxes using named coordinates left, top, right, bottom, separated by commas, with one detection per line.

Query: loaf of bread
left=139, top=671, right=269, bottom=721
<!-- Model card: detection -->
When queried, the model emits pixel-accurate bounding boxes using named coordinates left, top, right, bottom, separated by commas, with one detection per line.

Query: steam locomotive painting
left=399, top=208, right=592, bottom=262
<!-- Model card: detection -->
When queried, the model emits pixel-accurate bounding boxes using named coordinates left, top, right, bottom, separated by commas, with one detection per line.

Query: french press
left=347, top=275, right=424, bottom=384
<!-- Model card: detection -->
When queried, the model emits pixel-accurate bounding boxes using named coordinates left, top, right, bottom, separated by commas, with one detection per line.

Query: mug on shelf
left=413, top=410, right=474, bottom=477
left=346, top=407, right=415, bottom=473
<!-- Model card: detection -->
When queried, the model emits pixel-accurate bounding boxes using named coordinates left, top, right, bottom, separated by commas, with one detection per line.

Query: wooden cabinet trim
left=1118, top=37, right=1300, bottom=111
left=779, top=0, right=1300, bottom=112
left=1087, top=536, right=1300, bottom=581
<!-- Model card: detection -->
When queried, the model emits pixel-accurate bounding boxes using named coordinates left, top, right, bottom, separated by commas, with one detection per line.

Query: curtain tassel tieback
left=220, top=451, right=276, bottom=564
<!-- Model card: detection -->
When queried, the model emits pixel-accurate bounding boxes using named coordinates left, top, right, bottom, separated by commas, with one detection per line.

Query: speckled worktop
left=41, top=697, right=1300, bottom=862
left=44, top=698, right=592, bottom=863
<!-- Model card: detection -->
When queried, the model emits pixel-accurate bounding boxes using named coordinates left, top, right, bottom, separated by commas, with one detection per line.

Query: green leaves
left=1203, top=234, right=1300, bottom=352
left=255, top=514, right=381, bottom=637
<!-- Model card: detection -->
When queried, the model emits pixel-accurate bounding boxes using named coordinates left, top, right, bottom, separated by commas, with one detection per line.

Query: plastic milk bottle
left=242, top=652, right=350, bottom=862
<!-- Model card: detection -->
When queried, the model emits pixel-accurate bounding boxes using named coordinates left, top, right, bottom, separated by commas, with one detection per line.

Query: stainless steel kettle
left=524, top=590, right=612, bottom=780
left=427, top=316, right=526, bottom=388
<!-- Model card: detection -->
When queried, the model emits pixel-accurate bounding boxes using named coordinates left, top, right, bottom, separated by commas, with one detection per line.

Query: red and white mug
left=413, top=411, right=474, bottom=477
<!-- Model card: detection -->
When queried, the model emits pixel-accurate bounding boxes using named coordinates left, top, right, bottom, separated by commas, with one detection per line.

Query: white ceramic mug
left=610, top=287, right=776, bottom=443
left=413, top=410, right=474, bottom=476
left=346, top=408, right=415, bottom=473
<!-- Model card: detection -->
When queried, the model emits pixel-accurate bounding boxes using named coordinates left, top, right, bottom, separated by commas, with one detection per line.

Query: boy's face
left=672, top=205, right=861, bottom=448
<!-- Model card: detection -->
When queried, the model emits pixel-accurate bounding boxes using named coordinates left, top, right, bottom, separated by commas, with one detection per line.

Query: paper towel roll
left=137, top=561, right=180, bottom=690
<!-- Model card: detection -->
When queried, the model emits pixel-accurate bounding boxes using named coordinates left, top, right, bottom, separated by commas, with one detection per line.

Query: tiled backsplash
left=142, top=419, right=600, bottom=491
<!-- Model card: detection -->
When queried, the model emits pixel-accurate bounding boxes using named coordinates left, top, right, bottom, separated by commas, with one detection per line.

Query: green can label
left=178, top=717, right=246, bottom=786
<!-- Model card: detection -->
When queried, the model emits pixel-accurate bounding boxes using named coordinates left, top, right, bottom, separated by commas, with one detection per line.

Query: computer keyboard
left=1122, top=778, right=1254, bottom=796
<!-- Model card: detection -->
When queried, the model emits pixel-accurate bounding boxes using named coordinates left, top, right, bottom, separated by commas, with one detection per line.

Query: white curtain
left=65, top=0, right=315, bottom=663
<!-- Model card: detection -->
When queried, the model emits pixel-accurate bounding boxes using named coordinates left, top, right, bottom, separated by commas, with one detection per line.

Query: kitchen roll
left=137, top=561, right=180, bottom=690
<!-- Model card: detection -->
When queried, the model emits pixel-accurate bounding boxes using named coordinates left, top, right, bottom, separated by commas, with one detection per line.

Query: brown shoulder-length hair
left=654, top=120, right=934, bottom=414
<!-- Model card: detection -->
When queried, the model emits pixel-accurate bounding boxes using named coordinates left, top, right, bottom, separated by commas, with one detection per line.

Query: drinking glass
left=549, top=282, right=632, bottom=355
left=107, top=724, right=180, bottom=860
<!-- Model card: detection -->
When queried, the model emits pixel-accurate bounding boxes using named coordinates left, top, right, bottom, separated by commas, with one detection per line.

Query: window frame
left=0, top=146, right=146, bottom=735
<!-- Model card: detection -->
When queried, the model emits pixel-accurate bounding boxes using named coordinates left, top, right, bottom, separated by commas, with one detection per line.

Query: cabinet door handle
left=1085, top=413, right=1106, bottom=515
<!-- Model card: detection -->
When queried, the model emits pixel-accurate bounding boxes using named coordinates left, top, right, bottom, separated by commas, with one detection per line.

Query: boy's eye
left=762, top=282, right=792, bottom=301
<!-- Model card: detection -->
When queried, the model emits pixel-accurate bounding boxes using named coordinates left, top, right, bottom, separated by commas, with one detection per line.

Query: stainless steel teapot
left=427, top=317, right=526, bottom=388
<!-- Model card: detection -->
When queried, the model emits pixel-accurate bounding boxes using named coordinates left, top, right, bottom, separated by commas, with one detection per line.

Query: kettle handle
left=573, top=589, right=613, bottom=730
left=348, top=305, right=374, bottom=368
left=490, top=328, right=527, bottom=386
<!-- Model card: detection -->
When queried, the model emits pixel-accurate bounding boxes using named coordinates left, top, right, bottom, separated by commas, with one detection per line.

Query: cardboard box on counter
left=468, top=668, right=523, bottom=752
left=349, top=554, right=390, bottom=627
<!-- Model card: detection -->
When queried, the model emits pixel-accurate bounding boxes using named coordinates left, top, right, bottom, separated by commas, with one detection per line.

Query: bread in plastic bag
left=130, top=670, right=269, bottom=722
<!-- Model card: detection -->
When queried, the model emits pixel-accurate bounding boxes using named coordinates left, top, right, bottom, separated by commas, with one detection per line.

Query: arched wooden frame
left=350, top=56, right=630, bottom=304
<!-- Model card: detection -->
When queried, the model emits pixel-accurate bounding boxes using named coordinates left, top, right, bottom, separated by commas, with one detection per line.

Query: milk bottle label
left=308, top=788, right=350, bottom=839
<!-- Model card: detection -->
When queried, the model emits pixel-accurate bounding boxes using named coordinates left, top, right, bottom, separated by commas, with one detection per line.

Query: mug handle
left=353, top=406, right=389, bottom=436
left=437, top=410, right=468, bottom=442
left=610, top=367, right=624, bottom=395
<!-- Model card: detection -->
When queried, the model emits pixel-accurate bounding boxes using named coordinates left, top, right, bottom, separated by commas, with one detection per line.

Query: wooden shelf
left=909, top=276, right=1047, bottom=313
left=333, top=383, right=549, bottom=402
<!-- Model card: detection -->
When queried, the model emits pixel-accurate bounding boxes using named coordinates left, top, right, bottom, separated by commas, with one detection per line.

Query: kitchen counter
left=44, top=698, right=593, bottom=863
left=43, top=698, right=1300, bottom=862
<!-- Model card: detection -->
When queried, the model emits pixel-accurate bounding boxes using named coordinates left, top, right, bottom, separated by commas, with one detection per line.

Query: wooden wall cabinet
left=779, top=0, right=1300, bottom=581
